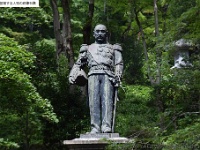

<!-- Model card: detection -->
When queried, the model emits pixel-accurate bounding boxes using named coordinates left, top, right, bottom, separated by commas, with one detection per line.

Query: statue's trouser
left=88, top=74, right=114, bottom=133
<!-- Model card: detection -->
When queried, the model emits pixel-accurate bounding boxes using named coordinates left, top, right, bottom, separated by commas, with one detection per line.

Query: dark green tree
left=0, top=34, right=58, bottom=149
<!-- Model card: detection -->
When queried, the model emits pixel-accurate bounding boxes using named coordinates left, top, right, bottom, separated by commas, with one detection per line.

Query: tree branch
left=134, top=7, right=154, bottom=85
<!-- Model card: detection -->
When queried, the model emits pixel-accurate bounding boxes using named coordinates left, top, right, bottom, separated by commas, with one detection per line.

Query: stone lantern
left=171, top=39, right=193, bottom=69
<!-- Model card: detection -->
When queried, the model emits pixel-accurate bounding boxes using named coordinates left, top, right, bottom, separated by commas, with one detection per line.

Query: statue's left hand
left=114, top=76, right=121, bottom=87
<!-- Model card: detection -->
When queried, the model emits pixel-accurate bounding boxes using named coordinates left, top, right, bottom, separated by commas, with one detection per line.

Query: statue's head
left=93, top=24, right=108, bottom=44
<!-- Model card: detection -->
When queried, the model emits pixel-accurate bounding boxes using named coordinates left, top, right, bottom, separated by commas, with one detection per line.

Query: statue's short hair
left=94, top=24, right=107, bottom=31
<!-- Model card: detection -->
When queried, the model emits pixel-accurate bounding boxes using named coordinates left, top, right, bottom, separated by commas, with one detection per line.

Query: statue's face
left=93, top=24, right=108, bottom=44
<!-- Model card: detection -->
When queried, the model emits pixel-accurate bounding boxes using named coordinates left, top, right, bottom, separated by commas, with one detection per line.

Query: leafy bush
left=0, top=34, right=58, bottom=149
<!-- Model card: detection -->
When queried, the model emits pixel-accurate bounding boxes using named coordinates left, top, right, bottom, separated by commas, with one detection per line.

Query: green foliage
left=0, top=34, right=35, bottom=68
left=0, top=7, right=53, bottom=44
left=0, top=138, right=19, bottom=149
left=165, top=0, right=200, bottom=41
left=0, top=0, right=200, bottom=149
left=106, top=141, right=135, bottom=150
left=123, top=40, right=145, bottom=84
left=27, top=39, right=90, bottom=148
left=110, top=0, right=200, bottom=148
left=162, top=122, right=200, bottom=150
left=0, top=8, right=51, bottom=30
left=0, top=26, right=42, bottom=45
left=0, top=34, right=58, bottom=149
left=116, top=85, right=155, bottom=137
left=147, top=67, right=200, bottom=148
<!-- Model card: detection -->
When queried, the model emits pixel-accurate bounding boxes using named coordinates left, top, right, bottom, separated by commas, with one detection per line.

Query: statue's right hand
left=69, top=76, right=75, bottom=84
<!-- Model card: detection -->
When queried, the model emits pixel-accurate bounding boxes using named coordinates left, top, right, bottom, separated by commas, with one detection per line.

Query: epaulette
left=113, top=43, right=122, bottom=52
left=80, top=44, right=88, bottom=53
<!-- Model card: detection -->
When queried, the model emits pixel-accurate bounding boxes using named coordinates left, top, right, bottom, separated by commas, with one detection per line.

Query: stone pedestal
left=63, top=133, right=129, bottom=150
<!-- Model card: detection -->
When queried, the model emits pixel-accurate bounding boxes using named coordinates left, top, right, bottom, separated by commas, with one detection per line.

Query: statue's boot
left=90, top=127, right=100, bottom=134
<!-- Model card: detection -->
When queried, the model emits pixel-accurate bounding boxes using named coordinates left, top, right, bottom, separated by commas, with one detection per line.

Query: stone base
left=63, top=133, right=129, bottom=150
left=80, top=133, right=120, bottom=138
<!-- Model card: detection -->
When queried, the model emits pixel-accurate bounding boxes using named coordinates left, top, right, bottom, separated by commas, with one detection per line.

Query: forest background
left=0, top=0, right=200, bottom=149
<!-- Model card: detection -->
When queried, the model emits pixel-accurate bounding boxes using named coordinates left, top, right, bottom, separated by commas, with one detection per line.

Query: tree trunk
left=83, top=0, right=94, bottom=44
left=134, top=8, right=154, bottom=85
left=82, top=0, right=94, bottom=96
left=154, top=0, right=159, bottom=37
left=121, top=1, right=134, bottom=42
left=154, top=0, right=161, bottom=85
left=154, top=0, right=165, bottom=131
left=62, top=0, right=74, bottom=69
left=51, top=0, right=75, bottom=92
left=51, top=0, right=74, bottom=69
left=50, top=0, right=63, bottom=61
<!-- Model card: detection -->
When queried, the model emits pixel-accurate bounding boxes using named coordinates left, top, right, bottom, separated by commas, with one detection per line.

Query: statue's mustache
left=96, top=35, right=104, bottom=38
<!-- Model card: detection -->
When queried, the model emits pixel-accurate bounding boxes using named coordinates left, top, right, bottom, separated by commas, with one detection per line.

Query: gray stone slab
left=64, top=137, right=129, bottom=144
left=63, top=134, right=130, bottom=150
left=80, top=133, right=119, bottom=139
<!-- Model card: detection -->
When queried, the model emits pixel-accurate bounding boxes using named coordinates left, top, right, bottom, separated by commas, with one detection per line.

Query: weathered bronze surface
left=69, top=24, right=123, bottom=133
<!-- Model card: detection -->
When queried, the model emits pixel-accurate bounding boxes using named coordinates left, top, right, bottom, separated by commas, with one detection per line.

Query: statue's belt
left=89, top=65, right=114, bottom=71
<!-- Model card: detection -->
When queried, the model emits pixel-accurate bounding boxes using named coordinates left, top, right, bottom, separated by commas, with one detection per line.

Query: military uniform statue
left=69, top=24, right=123, bottom=133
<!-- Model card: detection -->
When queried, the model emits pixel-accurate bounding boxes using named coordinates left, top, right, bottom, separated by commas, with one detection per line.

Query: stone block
left=63, top=133, right=129, bottom=150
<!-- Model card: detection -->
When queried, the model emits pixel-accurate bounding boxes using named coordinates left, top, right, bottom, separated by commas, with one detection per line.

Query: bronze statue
left=69, top=24, right=123, bottom=133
